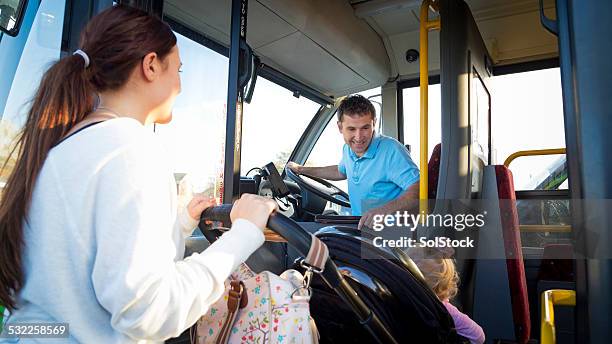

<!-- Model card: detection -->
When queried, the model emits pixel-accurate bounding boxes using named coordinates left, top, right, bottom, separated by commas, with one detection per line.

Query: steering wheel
left=199, top=205, right=397, bottom=344
left=285, top=167, right=351, bottom=208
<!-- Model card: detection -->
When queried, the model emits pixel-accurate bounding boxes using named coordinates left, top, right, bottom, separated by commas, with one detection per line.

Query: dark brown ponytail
left=0, top=5, right=176, bottom=311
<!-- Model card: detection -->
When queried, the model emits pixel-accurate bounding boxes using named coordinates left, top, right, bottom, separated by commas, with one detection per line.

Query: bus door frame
left=62, top=0, right=113, bottom=54
left=546, top=0, right=612, bottom=342
left=223, top=0, right=250, bottom=204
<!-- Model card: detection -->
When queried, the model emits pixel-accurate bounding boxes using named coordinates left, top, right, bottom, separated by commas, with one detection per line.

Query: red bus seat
left=495, top=165, right=531, bottom=343
left=428, top=143, right=442, bottom=199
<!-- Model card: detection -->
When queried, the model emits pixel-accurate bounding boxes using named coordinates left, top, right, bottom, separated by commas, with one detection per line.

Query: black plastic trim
left=492, top=57, right=560, bottom=76
left=515, top=190, right=570, bottom=200
left=396, top=84, right=404, bottom=143
left=0, top=0, right=29, bottom=37
left=397, top=75, right=440, bottom=90
left=164, top=15, right=229, bottom=57
left=62, top=0, right=113, bottom=54
left=119, top=0, right=163, bottom=16
left=258, top=64, right=333, bottom=106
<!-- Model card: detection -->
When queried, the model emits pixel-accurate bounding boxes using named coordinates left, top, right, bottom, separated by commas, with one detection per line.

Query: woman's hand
left=187, top=195, right=217, bottom=222
left=230, top=194, right=278, bottom=231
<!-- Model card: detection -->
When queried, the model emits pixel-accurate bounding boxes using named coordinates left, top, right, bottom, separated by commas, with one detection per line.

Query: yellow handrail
left=504, top=148, right=566, bottom=167
left=541, top=289, right=576, bottom=344
left=419, top=0, right=440, bottom=215
left=519, top=225, right=572, bottom=233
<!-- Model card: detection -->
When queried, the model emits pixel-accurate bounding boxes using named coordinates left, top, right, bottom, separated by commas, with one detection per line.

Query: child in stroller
left=409, top=246, right=485, bottom=344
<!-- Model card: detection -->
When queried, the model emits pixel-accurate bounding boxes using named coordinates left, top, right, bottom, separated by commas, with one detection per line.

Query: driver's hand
left=358, top=205, right=390, bottom=230
left=286, top=161, right=302, bottom=175
left=231, top=194, right=278, bottom=231
left=358, top=209, right=377, bottom=230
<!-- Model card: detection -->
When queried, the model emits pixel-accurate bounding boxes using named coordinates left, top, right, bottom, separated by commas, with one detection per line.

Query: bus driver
left=287, top=95, right=420, bottom=230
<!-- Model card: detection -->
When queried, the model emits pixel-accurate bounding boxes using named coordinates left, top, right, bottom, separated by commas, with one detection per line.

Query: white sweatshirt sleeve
left=90, top=139, right=264, bottom=341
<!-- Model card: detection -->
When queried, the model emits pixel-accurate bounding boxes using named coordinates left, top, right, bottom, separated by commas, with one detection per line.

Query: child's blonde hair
left=408, top=246, right=459, bottom=301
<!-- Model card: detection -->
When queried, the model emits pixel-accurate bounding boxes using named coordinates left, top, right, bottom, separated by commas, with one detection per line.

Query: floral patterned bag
left=193, top=235, right=329, bottom=344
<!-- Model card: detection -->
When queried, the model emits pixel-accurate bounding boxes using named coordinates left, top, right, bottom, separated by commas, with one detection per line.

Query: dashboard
left=242, top=162, right=332, bottom=221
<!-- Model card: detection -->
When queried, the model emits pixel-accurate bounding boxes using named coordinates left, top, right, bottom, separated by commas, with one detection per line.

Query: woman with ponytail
left=0, top=5, right=275, bottom=343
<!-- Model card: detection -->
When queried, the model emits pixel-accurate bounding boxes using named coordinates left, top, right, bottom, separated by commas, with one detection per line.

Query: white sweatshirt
left=4, top=117, right=265, bottom=343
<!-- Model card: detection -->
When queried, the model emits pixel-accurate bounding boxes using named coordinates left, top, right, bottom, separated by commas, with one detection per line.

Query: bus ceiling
left=163, top=0, right=390, bottom=98
left=10, top=0, right=559, bottom=95
left=350, top=0, right=559, bottom=78
left=162, top=0, right=558, bottom=97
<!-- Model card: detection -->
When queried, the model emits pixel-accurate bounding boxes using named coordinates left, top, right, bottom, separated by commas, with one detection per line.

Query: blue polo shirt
left=338, top=134, right=419, bottom=215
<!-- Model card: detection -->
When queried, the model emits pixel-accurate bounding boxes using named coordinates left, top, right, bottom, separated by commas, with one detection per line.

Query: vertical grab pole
left=223, top=0, right=249, bottom=204
left=419, top=0, right=440, bottom=215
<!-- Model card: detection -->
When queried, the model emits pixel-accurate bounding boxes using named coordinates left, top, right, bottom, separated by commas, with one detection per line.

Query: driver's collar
left=349, top=134, right=382, bottom=160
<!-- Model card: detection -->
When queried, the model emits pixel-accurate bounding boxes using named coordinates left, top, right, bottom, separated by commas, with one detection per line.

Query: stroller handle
left=200, top=205, right=398, bottom=344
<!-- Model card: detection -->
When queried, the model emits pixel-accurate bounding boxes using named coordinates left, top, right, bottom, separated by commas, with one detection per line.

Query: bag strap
left=304, top=234, right=329, bottom=272
left=216, top=280, right=247, bottom=344
left=55, top=112, right=118, bottom=146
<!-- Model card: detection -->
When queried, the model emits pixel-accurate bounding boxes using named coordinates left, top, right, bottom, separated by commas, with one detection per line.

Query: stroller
left=201, top=206, right=465, bottom=344
left=302, top=226, right=465, bottom=343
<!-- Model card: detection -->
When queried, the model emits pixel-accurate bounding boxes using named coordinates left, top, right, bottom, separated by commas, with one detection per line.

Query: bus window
left=304, top=114, right=349, bottom=214
left=306, top=115, right=345, bottom=176
left=0, top=0, right=65, bottom=194
left=153, top=32, right=229, bottom=201
left=471, top=69, right=490, bottom=164
left=241, top=77, right=319, bottom=174
left=358, top=87, right=383, bottom=134
left=401, top=84, right=442, bottom=167
left=517, top=196, right=572, bottom=249
left=492, top=68, right=570, bottom=249
left=491, top=67, right=566, bottom=191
